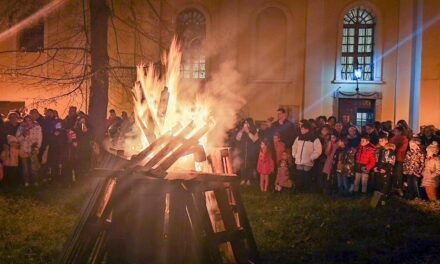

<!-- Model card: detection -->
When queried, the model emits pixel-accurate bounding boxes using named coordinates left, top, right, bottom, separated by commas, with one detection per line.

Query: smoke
left=196, top=61, right=247, bottom=152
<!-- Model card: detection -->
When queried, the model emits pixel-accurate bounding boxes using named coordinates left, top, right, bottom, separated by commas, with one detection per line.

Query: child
left=333, top=138, right=354, bottom=195
left=403, top=138, right=425, bottom=199
left=30, top=143, right=41, bottom=186
left=274, top=151, right=292, bottom=192
left=0, top=136, right=20, bottom=187
left=354, top=135, right=376, bottom=194
left=257, top=139, right=274, bottom=192
left=373, top=136, right=396, bottom=196
left=421, top=142, right=440, bottom=201
left=273, top=133, right=286, bottom=166
left=323, top=134, right=339, bottom=195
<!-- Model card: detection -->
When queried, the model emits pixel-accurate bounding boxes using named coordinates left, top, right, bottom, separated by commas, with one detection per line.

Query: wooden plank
left=214, top=189, right=249, bottom=263
left=230, top=183, right=260, bottom=263
left=187, top=185, right=224, bottom=264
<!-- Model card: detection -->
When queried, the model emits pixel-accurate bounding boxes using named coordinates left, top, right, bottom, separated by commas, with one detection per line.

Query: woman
left=236, top=118, right=259, bottom=186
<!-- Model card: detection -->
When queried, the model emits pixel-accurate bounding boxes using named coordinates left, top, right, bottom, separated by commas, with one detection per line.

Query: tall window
left=176, top=8, right=206, bottom=79
left=19, top=21, right=44, bottom=52
left=341, top=8, right=375, bottom=81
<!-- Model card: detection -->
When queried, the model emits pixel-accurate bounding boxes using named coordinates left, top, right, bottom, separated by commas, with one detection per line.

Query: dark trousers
left=295, top=165, right=312, bottom=192
left=240, top=167, right=254, bottom=182
left=20, top=157, right=35, bottom=184
left=407, top=174, right=421, bottom=199
left=393, top=162, right=404, bottom=190
left=375, top=172, right=392, bottom=195
left=3, top=166, right=19, bottom=187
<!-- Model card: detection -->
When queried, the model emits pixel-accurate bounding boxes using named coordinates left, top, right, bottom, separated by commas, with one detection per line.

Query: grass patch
left=1, top=181, right=440, bottom=263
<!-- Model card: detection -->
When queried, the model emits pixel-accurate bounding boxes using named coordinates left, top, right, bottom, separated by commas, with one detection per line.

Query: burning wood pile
left=58, top=39, right=259, bottom=264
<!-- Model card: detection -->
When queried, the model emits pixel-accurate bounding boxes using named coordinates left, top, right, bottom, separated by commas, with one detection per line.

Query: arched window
left=341, top=8, right=375, bottom=81
left=176, top=8, right=206, bottom=79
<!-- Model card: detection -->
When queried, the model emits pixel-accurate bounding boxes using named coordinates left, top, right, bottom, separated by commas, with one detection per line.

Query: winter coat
left=291, top=132, right=322, bottom=167
left=235, top=132, right=258, bottom=170
left=355, top=143, right=376, bottom=172
left=273, top=141, right=286, bottom=164
left=333, top=147, right=356, bottom=177
left=375, top=146, right=396, bottom=174
left=275, top=161, right=291, bottom=187
left=257, top=151, right=274, bottom=175
left=323, top=141, right=339, bottom=175
left=421, top=156, right=440, bottom=187
left=403, top=149, right=425, bottom=177
left=390, top=135, right=409, bottom=162
left=0, top=147, right=19, bottom=167
left=16, top=123, right=42, bottom=158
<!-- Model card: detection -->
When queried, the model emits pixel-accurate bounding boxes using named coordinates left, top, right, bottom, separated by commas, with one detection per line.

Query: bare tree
left=0, top=0, right=174, bottom=140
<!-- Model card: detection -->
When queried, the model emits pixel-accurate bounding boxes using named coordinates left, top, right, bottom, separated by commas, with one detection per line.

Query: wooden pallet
left=58, top=171, right=259, bottom=264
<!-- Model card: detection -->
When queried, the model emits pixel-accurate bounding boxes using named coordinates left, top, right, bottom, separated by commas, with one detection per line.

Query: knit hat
left=7, top=135, right=18, bottom=144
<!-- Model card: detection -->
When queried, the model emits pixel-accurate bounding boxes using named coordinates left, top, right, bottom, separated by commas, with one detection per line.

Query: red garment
left=257, top=151, right=274, bottom=175
left=390, top=135, right=409, bottom=162
left=355, top=143, right=376, bottom=172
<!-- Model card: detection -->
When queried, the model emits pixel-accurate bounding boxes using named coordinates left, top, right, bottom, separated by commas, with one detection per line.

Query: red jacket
left=356, top=143, right=376, bottom=172
left=390, top=135, right=409, bottom=162
left=257, top=151, right=274, bottom=175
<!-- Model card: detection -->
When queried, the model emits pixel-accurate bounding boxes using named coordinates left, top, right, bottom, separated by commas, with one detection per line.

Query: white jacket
left=16, top=123, right=42, bottom=157
left=291, top=133, right=322, bottom=167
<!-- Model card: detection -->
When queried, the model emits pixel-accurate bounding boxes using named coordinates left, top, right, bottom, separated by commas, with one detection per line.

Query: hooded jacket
left=291, top=132, right=322, bottom=167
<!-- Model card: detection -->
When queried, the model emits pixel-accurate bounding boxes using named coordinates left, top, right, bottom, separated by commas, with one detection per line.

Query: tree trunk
left=88, top=0, right=110, bottom=140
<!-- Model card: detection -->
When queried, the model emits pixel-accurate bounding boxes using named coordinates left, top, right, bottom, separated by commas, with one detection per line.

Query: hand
left=380, top=169, right=386, bottom=174
left=373, top=167, right=379, bottom=173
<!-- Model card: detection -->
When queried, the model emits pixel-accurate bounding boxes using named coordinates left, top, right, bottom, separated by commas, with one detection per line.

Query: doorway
left=338, top=98, right=376, bottom=127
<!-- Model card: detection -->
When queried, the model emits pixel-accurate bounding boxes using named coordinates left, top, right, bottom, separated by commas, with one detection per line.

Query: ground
left=1, top=180, right=440, bottom=264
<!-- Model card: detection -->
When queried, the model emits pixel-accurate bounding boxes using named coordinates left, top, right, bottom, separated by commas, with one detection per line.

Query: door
left=338, top=99, right=375, bottom=127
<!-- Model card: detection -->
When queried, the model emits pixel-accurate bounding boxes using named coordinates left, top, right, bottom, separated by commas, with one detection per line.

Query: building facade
left=0, top=0, right=439, bottom=129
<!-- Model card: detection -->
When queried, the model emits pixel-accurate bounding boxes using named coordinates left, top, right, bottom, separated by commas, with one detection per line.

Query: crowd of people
left=0, top=106, right=130, bottom=188
left=232, top=108, right=440, bottom=202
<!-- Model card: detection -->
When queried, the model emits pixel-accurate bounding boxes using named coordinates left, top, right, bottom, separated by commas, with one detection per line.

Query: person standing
left=236, top=118, right=259, bottom=186
left=353, top=135, right=376, bottom=194
left=403, top=138, right=425, bottom=199
left=291, top=121, right=322, bottom=192
left=16, top=115, right=42, bottom=187
left=422, top=142, right=440, bottom=201
left=390, top=126, right=409, bottom=196
left=257, top=139, right=274, bottom=192
left=268, top=108, right=296, bottom=149
left=373, top=136, right=396, bottom=196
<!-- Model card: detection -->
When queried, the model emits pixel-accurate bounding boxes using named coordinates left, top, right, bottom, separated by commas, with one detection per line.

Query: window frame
left=333, top=4, right=383, bottom=84
left=176, top=8, right=207, bottom=80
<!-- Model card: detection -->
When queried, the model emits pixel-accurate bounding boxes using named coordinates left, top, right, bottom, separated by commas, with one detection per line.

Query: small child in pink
left=275, top=151, right=292, bottom=192
left=257, top=139, right=274, bottom=192
left=0, top=136, right=20, bottom=186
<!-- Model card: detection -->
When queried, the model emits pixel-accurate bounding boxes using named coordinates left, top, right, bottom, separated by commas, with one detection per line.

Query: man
left=291, top=121, right=322, bottom=192
left=63, top=106, right=78, bottom=130
left=268, top=108, right=296, bottom=148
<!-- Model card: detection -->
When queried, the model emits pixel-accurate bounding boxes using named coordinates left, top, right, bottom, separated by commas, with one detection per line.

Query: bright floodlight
left=354, top=68, right=362, bottom=79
